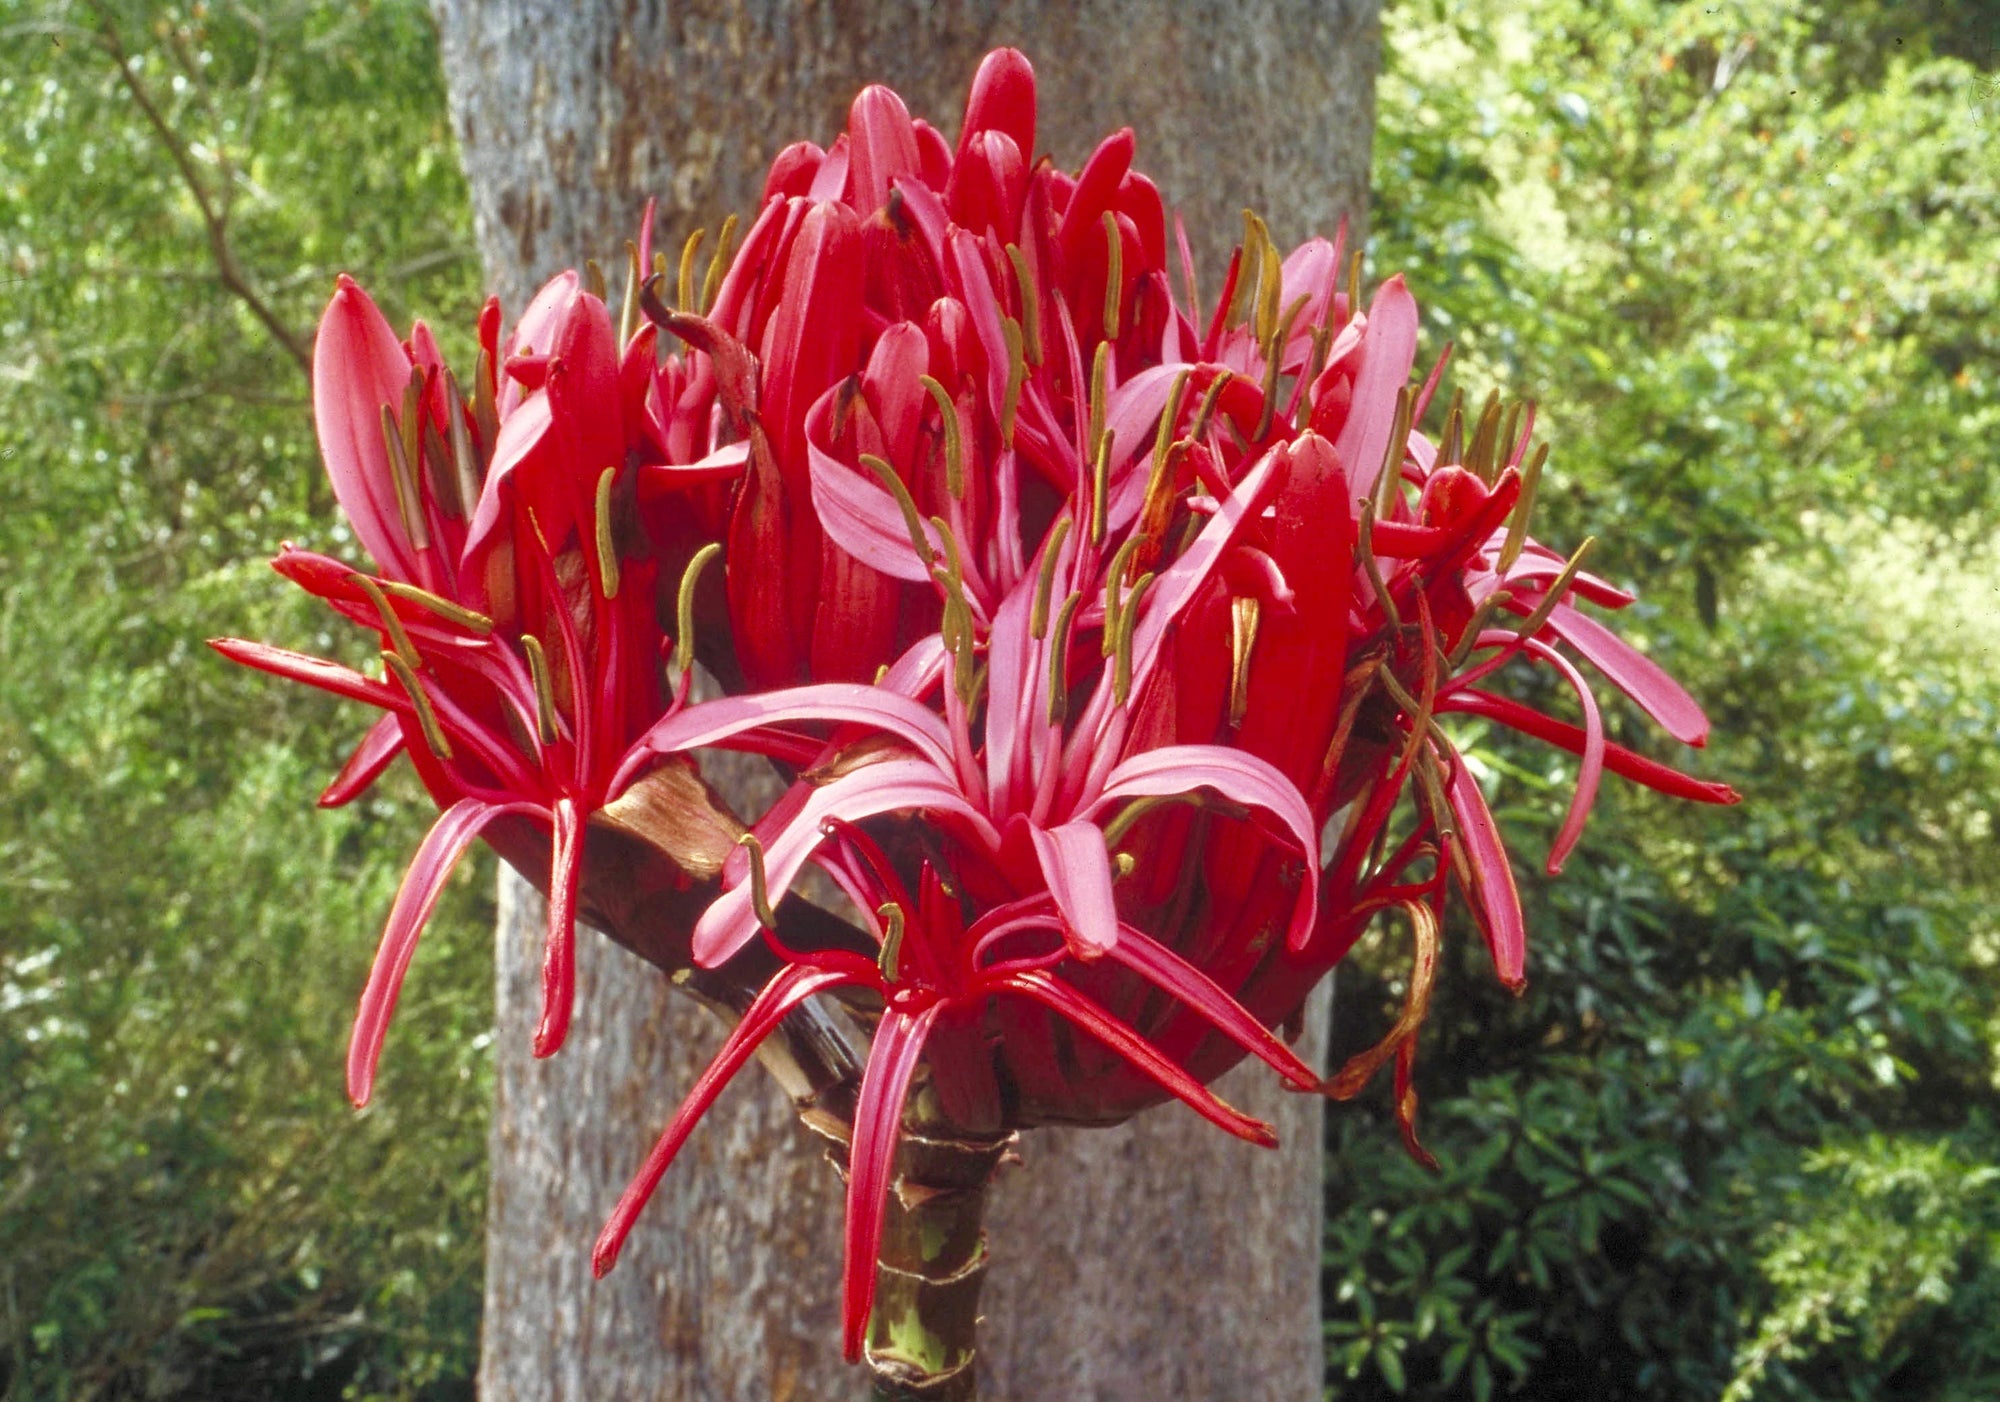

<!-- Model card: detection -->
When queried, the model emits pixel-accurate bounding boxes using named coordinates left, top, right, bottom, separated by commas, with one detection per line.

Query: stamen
left=1187, top=369, right=1232, bottom=445
left=1090, top=428, right=1115, bottom=547
left=929, top=516, right=980, bottom=707
left=594, top=467, right=621, bottom=599
left=1357, top=501, right=1402, bottom=630
left=701, top=214, right=738, bottom=315
left=1114, top=852, right=1137, bottom=879
left=1439, top=387, right=1465, bottom=467
left=376, top=578, right=494, bottom=635
left=673, top=542, right=722, bottom=687
left=1086, top=341, right=1110, bottom=468
left=441, top=369, right=483, bottom=517
left=677, top=228, right=706, bottom=311
left=1000, top=318, right=1025, bottom=450
left=1374, top=386, right=1414, bottom=517
left=1255, top=292, right=1311, bottom=441
left=1255, top=231, right=1283, bottom=350
left=1496, top=399, right=1522, bottom=479
left=1345, top=249, right=1363, bottom=325
left=1100, top=209, right=1124, bottom=339
left=1497, top=442, right=1548, bottom=573
left=1446, top=588, right=1515, bottom=671
left=583, top=258, right=607, bottom=301
left=920, top=375, right=966, bottom=498
left=1030, top=518, right=1072, bottom=641
left=1296, top=320, right=1334, bottom=432
left=877, top=903, right=905, bottom=983
left=1100, top=535, right=1146, bottom=656
left=738, top=833, right=778, bottom=931
left=859, top=454, right=936, bottom=569
left=472, top=350, right=498, bottom=464
left=619, top=239, right=643, bottom=347
left=382, top=651, right=453, bottom=760
left=1465, top=389, right=1503, bottom=483
left=522, top=634, right=560, bottom=745
left=1046, top=591, right=1083, bottom=727
left=1513, top=537, right=1595, bottom=639
left=1112, top=570, right=1154, bottom=705
left=1228, top=594, right=1261, bottom=728
left=352, top=574, right=420, bottom=666
left=1005, top=243, right=1044, bottom=366
left=380, top=404, right=430, bottom=550
left=652, top=249, right=669, bottom=278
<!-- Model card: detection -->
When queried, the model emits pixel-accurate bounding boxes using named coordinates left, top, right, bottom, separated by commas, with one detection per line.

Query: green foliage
left=1325, top=2, right=2000, bottom=1398
left=0, top=2, right=488, bottom=1396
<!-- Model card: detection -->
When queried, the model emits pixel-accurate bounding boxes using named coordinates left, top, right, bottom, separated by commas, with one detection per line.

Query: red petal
left=319, top=714, right=404, bottom=807
left=593, top=965, right=860, bottom=1277
left=209, top=637, right=405, bottom=711
left=1434, top=690, right=1739, bottom=805
left=998, top=971, right=1279, bottom=1147
left=957, top=48, right=1037, bottom=166
left=847, top=83, right=922, bottom=214
left=1105, top=924, right=1320, bottom=1088
left=531, top=797, right=584, bottom=1058
left=314, top=276, right=420, bottom=580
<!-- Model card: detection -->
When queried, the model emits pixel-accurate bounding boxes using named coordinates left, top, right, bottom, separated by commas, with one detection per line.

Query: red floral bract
left=215, top=46, right=1736, bottom=1366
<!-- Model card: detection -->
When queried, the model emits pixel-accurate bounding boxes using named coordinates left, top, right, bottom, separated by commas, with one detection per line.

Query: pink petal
left=840, top=1003, right=943, bottom=1361
left=691, top=758, right=998, bottom=967
left=1335, top=275, right=1421, bottom=505
left=612, top=684, right=959, bottom=796
left=319, top=714, right=404, bottom=807
left=1530, top=599, right=1709, bottom=746
left=1028, top=820, right=1120, bottom=954
left=847, top=83, right=922, bottom=214
left=593, top=965, right=861, bottom=1278
left=1441, top=752, right=1527, bottom=991
left=1093, top=744, right=1320, bottom=950
left=348, top=798, right=539, bottom=1106
left=805, top=388, right=940, bottom=583
left=1517, top=637, right=1605, bottom=875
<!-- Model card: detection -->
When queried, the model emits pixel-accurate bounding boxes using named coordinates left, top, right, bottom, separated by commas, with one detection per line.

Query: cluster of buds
left=216, top=49, right=1734, bottom=1366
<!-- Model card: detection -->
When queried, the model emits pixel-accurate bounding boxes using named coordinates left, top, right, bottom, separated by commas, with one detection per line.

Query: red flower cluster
left=216, top=49, right=1735, bottom=1361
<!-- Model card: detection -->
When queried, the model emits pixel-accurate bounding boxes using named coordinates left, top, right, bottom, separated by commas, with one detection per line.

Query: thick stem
left=864, top=1129, right=1012, bottom=1402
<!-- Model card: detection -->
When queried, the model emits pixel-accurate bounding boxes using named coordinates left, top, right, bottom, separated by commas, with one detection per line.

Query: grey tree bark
left=436, top=4, right=1382, bottom=1398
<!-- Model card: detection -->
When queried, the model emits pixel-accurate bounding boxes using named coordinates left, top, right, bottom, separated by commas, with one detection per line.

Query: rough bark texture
left=439, top=3, right=1379, bottom=1397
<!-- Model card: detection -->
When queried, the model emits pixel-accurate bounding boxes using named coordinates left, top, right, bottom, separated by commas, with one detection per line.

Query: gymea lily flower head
left=214, top=46, right=1737, bottom=1366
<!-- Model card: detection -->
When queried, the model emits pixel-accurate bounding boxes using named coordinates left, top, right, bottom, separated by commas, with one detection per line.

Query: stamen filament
left=920, top=375, right=966, bottom=498
left=594, top=467, right=621, bottom=599
left=1047, top=591, right=1083, bottom=727
left=673, top=543, right=722, bottom=687
left=382, top=651, right=453, bottom=760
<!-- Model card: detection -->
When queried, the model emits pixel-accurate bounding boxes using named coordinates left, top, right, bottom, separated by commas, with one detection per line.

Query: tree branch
left=92, top=5, right=312, bottom=380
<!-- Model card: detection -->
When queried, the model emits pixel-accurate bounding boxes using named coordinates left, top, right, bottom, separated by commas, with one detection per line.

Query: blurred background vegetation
left=0, top=1, right=1993, bottom=1398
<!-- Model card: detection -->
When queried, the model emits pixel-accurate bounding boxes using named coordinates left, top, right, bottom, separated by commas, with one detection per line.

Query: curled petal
left=348, top=798, right=540, bottom=1106
left=1436, top=689, right=1739, bottom=805
left=1439, top=749, right=1527, bottom=991
left=531, top=797, right=584, bottom=1058
left=1028, top=820, right=1120, bottom=955
left=320, top=714, right=405, bottom=808
left=594, top=966, right=861, bottom=1279
left=1107, top=924, right=1320, bottom=1089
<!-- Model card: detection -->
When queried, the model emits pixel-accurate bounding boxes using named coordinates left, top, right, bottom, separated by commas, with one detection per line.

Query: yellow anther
left=1357, top=501, right=1402, bottom=631
left=674, top=542, right=723, bottom=686
left=1374, top=386, right=1414, bottom=517
left=920, top=375, right=966, bottom=498
left=1497, top=441, right=1549, bottom=574
left=1000, top=317, right=1025, bottom=451
left=1513, top=537, right=1595, bottom=640
left=677, top=227, right=706, bottom=311
left=352, top=574, right=420, bottom=667
left=738, top=833, right=778, bottom=930
left=1086, top=340, right=1110, bottom=467
left=1112, top=570, right=1154, bottom=705
left=375, top=579, right=493, bottom=635
left=1228, top=594, right=1262, bottom=728
left=522, top=633, right=560, bottom=746
left=594, top=467, right=621, bottom=599
left=380, top=404, right=429, bottom=550
left=1047, top=591, right=1083, bottom=727
left=1100, top=209, right=1124, bottom=340
left=584, top=258, right=607, bottom=301
left=859, top=454, right=935, bottom=570
left=441, top=369, right=483, bottom=518
left=1005, top=243, right=1044, bottom=366
left=1090, top=428, right=1115, bottom=547
left=619, top=239, right=644, bottom=347
left=701, top=214, right=739, bottom=314
left=876, top=902, right=906, bottom=983
left=1100, top=535, right=1146, bottom=656
left=382, top=651, right=453, bottom=761
left=1030, top=517, right=1072, bottom=641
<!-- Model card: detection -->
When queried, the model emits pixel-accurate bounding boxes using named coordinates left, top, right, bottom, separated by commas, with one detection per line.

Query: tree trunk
left=436, top=3, right=1380, bottom=1397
